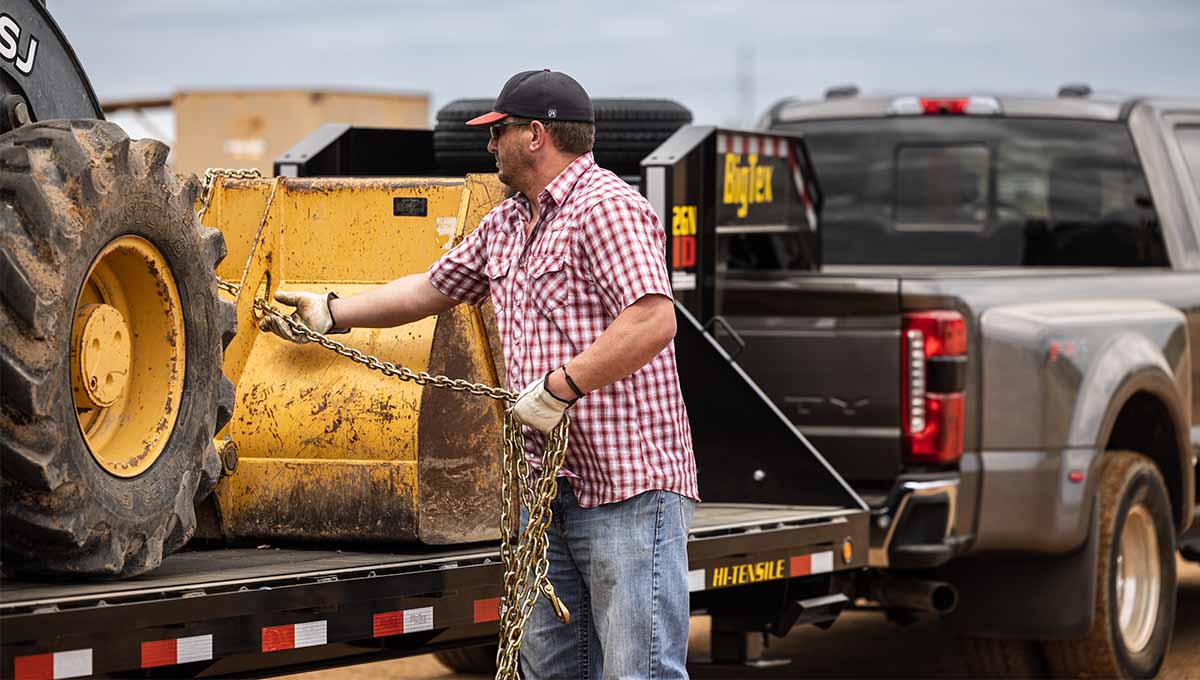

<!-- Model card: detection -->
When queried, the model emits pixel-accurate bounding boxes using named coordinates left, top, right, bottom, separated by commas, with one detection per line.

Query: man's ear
left=528, top=120, right=549, bottom=152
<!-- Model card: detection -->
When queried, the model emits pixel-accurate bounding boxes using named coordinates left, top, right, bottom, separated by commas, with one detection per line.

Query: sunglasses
left=489, top=120, right=532, bottom=141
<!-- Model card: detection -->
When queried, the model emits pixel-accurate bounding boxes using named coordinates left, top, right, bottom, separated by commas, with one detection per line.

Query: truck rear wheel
left=0, top=120, right=235, bottom=578
left=1042, top=451, right=1176, bottom=679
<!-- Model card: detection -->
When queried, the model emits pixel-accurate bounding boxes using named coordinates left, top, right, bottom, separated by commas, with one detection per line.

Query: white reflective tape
left=294, top=620, right=327, bottom=648
left=52, top=649, right=91, bottom=679
left=732, top=135, right=744, bottom=155
left=748, top=136, right=758, bottom=156
left=403, top=606, right=434, bottom=633
left=671, top=271, right=696, bottom=291
left=177, top=635, right=213, bottom=664
left=687, top=569, right=706, bottom=592
left=812, top=551, right=834, bottom=574
left=717, top=134, right=728, bottom=154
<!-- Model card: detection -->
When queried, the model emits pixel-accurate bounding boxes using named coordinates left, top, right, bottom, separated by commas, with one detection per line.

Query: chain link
left=205, top=169, right=568, bottom=679
left=215, top=277, right=240, bottom=296
left=198, top=168, right=264, bottom=221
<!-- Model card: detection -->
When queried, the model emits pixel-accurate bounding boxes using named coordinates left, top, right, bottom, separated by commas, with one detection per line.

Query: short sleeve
left=427, top=212, right=494, bottom=307
left=580, top=197, right=673, bottom=316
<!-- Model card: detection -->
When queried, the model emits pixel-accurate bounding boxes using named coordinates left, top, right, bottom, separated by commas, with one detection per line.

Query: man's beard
left=496, top=150, right=531, bottom=193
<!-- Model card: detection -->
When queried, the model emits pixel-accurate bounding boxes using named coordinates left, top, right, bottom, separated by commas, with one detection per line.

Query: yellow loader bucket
left=201, top=174, right=509, bottom=544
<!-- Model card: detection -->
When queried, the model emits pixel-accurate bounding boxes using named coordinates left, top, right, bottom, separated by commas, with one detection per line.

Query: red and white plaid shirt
left=429, top=153, right=698, bottom=507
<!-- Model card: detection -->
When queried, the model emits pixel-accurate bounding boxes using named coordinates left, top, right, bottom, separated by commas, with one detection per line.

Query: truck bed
left=2, top=503, right=866, bottom=678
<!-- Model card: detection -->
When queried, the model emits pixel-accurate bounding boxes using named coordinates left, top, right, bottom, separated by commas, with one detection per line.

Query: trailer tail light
left=902, top=311, right=966, bottom=465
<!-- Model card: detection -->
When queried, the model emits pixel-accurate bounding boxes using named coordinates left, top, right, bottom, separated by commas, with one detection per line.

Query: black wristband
left=325, top=292, right=351, bottom=335
left=560, top=366, right=585, bottom=400
left=542, top=371, right=576, bottom=405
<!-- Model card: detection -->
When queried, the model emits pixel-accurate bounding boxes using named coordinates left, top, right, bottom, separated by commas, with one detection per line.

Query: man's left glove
left=513, top=372, right=574, bottom=434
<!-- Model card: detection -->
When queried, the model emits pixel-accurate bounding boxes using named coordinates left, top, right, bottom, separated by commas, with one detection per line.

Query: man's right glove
left=259, top=290, right=349, bottom=344
left=512, top=372, right=573, bottom=434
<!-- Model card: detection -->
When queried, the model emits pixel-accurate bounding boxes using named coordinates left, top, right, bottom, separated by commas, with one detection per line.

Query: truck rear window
left=774, top=118, right=1167, bottom=267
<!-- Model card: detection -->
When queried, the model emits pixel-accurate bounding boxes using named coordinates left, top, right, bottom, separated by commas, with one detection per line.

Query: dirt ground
left=287, top=556, right=1200, bottom=679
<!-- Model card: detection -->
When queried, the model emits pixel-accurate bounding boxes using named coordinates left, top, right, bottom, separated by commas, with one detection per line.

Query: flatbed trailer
left=1, top=296, right=872, bottom=679
left=2, top=503, right=866, bottom=678
left=1, top=125, right=874, bottom=679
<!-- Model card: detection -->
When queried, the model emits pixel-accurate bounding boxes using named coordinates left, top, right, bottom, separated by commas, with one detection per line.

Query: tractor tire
left=433, top=644, right=498, bottom=675
left=960, top=637, right=1047, bottom=678
left=0, top=119, right=235, bottom=578
left=434, top=98, right=692, bottom=177
left=1041, top=451, right=1176, bottom=679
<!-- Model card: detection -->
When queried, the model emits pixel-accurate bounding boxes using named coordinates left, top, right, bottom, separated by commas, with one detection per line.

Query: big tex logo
left=723, top=153, right=774, bottom=218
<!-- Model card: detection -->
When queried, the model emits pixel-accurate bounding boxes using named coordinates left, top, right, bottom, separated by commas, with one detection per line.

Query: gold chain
left=198, top=167, right=264, bottom=221
left=205, top=170, right=569, bottom=679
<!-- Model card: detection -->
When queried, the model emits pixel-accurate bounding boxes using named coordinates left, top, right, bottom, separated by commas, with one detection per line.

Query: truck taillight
left=887, top=96, right=1002, bottom=116
left=902, top=311, right=966, bottom=465
left=921, top=97, right=969, bottom=115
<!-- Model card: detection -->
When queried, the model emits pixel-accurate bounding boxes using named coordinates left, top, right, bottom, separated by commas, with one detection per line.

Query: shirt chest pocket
left=527, top=256, right=572, bottom=316
left=486, top=258, right=511, bottom=311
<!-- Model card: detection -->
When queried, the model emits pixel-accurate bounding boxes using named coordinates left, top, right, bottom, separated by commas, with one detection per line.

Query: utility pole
left=736, top=43, right=755, bottom=128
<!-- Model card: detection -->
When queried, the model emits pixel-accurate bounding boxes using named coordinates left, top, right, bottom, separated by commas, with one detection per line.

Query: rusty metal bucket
left=200, top=174, right=508, bottom=544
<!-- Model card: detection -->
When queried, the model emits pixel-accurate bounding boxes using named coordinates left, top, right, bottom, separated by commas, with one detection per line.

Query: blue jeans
left=519, top=479, right=696, bottom=680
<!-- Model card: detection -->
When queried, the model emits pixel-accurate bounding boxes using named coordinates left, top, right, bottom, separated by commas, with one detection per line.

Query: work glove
left=259, top=290, right=348, bottom=344
left=512, top=372, right=573, bottom=434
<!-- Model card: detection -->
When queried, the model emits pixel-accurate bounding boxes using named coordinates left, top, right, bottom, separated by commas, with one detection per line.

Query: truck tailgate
left=718, top=273, right=903, bottom=486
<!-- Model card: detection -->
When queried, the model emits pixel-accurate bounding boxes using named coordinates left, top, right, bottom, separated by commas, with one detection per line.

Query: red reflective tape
left=13, top=653, right=53, bottom=680
left=373, top=611, right=405, bottom=637
left=141, top=639, right=178, bottom=668
left=262, top=624, right=296, bottom=652
left=474, top=597, right=501, bottom=623
left=790, top=554, right=812, bottom=577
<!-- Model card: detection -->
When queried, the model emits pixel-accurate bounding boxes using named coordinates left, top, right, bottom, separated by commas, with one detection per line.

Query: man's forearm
left=547, top=294, right=676, bottom=399
left=328, top=273, right=458, bottom=329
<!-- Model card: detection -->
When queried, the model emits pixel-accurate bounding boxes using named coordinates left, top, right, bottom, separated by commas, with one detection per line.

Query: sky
left=49, top=0, right=1200, bottom=132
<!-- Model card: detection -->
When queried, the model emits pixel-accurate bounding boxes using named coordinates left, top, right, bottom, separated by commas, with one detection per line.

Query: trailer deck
left=2, top=503, right=867, bottom=678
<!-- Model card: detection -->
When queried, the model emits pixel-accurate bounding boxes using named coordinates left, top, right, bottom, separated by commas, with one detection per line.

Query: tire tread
left=1, top=120, right=230, bottom=578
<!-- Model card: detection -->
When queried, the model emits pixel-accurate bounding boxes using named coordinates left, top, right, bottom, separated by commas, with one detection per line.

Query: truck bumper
left=870, top=475, right=968, bottom=570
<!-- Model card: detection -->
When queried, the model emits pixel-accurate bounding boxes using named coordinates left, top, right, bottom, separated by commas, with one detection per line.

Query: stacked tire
left=433, top=98, right=692, bottom=177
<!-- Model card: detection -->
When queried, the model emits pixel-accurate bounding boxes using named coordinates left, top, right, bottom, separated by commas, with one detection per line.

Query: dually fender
left=976, top=299, right=1191, bottom=554
left=1071, top=332, right=1194, bottom=532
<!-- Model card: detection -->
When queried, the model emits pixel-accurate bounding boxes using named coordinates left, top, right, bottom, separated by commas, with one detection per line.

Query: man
left=262, top=69, right=698, bottom=680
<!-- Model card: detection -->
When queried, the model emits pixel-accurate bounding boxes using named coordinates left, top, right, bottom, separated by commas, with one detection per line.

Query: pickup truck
left=731, top=88, right=1200, bottom=678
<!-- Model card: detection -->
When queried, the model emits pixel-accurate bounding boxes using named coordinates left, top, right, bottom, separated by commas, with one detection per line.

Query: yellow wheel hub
left=72, top=304, right=132, bottom=408
left=73, top=236, right=185, bottom=478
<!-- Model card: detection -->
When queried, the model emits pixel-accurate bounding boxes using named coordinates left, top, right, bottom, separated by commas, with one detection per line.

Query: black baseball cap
left=466, top=69, right=594, bottom=125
